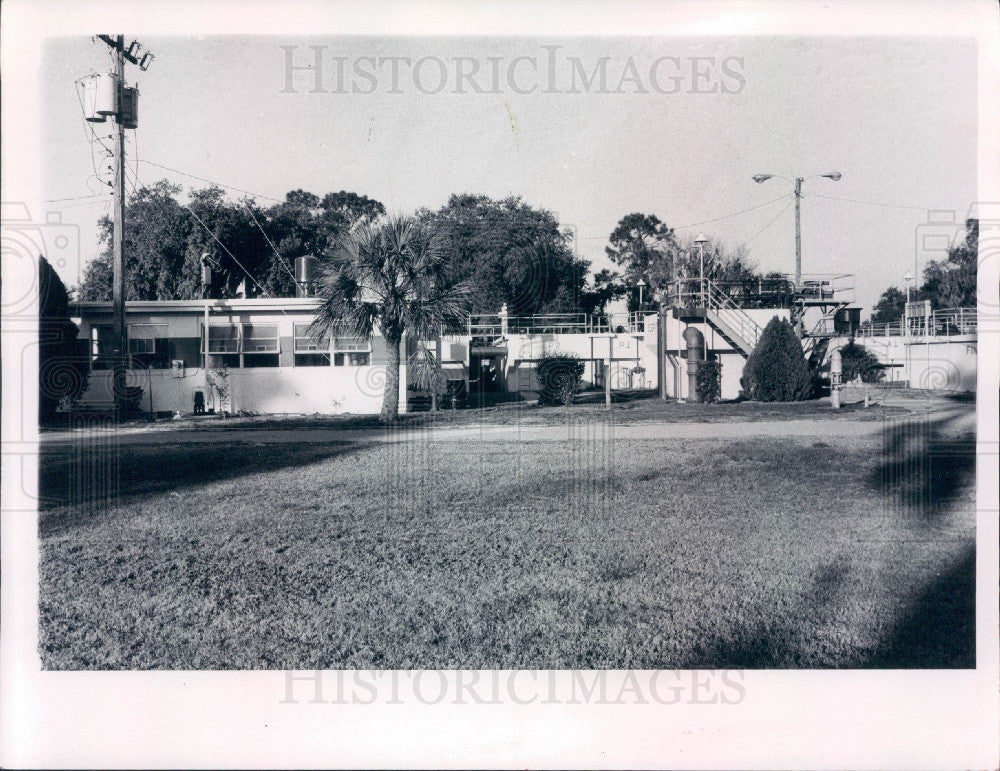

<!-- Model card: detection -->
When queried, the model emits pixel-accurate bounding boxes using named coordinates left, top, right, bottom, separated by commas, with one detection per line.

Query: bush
left=537, top=353, right=585, bottom=406
left=740, top=317, right=813, bottom=401
left=839, top=342, right=885, bottom=383
left=695, top=359, right=722, bottom=403
left=39, top=255, right=89, bottom=423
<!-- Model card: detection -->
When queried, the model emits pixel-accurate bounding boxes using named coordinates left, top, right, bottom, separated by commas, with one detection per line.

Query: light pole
left=637, top=278, right=647, bottom=310
left=903, top=272, right=914, bottom=304
left=694, top=232, right=708, bottom=305
left=752, top=172, right=841, bottom=288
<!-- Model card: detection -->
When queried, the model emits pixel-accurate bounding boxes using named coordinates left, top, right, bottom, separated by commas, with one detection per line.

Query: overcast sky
left=42, top=34, right=977, bottom=311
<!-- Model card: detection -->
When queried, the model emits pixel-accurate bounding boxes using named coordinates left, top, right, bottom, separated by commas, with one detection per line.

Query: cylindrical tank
left=295, top=255, right=318, bottom=283
left=96, top=72, right=120, bottom=116
left=295, top=255, right=319, bottom=297
left=682, top=326, right=705, bottom=400
left=81, top=76, right=106, bottom=123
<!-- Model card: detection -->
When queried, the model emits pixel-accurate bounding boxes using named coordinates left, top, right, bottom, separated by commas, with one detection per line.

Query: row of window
left=92, top=323, right=373, bottom=369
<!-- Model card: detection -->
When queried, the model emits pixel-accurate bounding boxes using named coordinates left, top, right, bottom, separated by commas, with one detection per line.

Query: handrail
left=704, top=280, right=762, bottom=349
left=468, top=310, right=651, bottom=336
left=855, top=307, right=977, bottom=338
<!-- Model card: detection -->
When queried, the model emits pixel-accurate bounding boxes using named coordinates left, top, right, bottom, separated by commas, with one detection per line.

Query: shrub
left=839, top=342, right=885, bottom=383
left=537, top=353, right=585, bottom=406
left=740, top=317, right=813, bottom=401
left=695, top=359, right=722, bottom=403
left=39, top=255, right=89, bottom=422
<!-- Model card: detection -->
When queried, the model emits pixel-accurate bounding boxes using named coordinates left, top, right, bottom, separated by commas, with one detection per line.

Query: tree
left=868, top=218, right=977, bottom=321
left=258, top=190, right=385, bottom=297
left=77, top=181, right=385, bottom=300
left=605, top=215, right=764, bottom=310
left=871, top=286, right=909, bottom=324
left=311, top=215, right=471, bottom=422
left=740, top=316, right=813, bottom=401
left=78, top=180, right=196, bottom=300
left=39, top=254, right=88, bottom=422
left=419, top=194, right=587, bottom=315
left=605, top=213, right=680, bottom=302
left=921, top=218, right=977, bottom=309
left=579, top=268, right=627, bottom=314
left=839, top=342, right=884, bottom=384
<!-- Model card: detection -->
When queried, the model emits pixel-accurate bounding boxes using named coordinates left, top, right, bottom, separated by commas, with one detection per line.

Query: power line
left=44, top=193, right=106, bottom=202
left=243, top=201, right=300, bottom=285
left=187, top=204, right=286, bottom=309
left=672, top=193, right=792, bottom=229
left=735, top=199, right=794, bottom=254
left=807, top=192, right=931, bottom=212
left=138, top=159, right=285, bottom=203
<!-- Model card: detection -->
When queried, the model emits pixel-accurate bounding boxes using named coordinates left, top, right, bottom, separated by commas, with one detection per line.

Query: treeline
left=78, top=182, right=765, bottom=315
left=870, top=219, right=978, bottom=322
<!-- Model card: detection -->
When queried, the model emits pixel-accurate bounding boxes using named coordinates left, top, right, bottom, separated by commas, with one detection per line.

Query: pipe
left=682, top=326, right=705, bottom=400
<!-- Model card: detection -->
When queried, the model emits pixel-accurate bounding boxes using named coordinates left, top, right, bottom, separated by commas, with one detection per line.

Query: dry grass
left=39, top=415, right=975, bottom=669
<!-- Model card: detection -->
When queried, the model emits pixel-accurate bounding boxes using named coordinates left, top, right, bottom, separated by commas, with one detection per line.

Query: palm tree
left=311, top=215, right=470, bottom=422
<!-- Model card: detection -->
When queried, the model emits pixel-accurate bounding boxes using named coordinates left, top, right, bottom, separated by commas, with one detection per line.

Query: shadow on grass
left=866, top=412, right=977, bottom=520
left=39, top=440, right=370, bottom=536
left=865, top=543, right=975, bottom=668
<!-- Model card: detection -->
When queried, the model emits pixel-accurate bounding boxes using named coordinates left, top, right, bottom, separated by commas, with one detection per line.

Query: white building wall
left=73, top=301, right=406, bottom=415
left=828, top=335, right=976, bottom=392
left=661, top=308, right=791, bottom=400
left=81, top=365, right=399, bottom=415
left=501, top=315, right=659, bottom=395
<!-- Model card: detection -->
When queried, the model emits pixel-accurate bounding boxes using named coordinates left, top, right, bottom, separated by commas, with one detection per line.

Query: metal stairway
left=673, top=279, right=762, bottom=357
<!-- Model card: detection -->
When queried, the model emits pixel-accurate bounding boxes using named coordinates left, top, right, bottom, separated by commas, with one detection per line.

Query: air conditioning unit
left=171, top=359, right=185, bottom=378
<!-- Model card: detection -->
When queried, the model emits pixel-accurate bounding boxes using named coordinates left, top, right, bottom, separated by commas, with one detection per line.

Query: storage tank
left=295, top=255, right=319, bottom=297
left=96, top=72, right=120, bottom=116
left=81, top=76, right=106, bottom=123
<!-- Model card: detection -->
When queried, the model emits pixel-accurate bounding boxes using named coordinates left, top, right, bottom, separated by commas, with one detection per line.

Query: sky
left=41, top=34, right=977, bottom=312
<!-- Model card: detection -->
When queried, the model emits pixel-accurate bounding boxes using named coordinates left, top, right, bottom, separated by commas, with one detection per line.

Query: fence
left=856, top=307, right=977, bottom=338
left=468, top=312, right=649, bottom=337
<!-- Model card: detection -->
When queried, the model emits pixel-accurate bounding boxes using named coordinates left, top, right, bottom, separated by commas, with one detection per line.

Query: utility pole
left=111, top=35, right=127, bottom=416
left=96, top=34, right=152, bottom=416
left=793, top=176, right=803, bottom=289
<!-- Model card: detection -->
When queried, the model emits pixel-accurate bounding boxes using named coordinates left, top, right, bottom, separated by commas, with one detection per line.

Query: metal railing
left=855, top=307, right=977, bottom=338
left=468, top=311, right=649, bottom=337
left=704, top=280, right=762, bottom=350
left=668, top=278, right=762, bottom=351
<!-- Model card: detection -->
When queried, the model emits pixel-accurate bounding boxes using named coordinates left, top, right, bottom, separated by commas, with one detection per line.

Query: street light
left=636, top=278, right=647, bottom=309
left=903, top=272, right=914, bottom=303
left=694, top=232, right=708, bottom=304
left=753, top=171, right=841, bottom=287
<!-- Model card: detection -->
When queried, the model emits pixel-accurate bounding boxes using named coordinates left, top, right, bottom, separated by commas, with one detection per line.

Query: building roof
left=73, top=297, right=324, bottom=315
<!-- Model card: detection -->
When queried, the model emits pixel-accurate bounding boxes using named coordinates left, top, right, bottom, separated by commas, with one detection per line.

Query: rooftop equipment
left=295, top=255, right=319, bottom=297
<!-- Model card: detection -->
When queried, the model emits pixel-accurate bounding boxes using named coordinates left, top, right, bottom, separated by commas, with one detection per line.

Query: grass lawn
left=38, top=410, right=975, bottom=669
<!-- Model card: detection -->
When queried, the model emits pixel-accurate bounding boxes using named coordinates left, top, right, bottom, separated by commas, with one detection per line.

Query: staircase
left=673, top=279, right=762, bottom=357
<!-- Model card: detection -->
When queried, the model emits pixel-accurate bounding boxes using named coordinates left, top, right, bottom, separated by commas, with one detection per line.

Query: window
left=128, top=323, right=170, bottom=369
left=294, top=323, right=331, bottom=366
left=90, top=325, right=116, bottom=370
left=242, top=323, right=279, bottom=368
left=333, top=336, right=371, bottom=366
left=206, top=324, right=239, bottom=353
left=204, top=324, right=240, bottom=368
